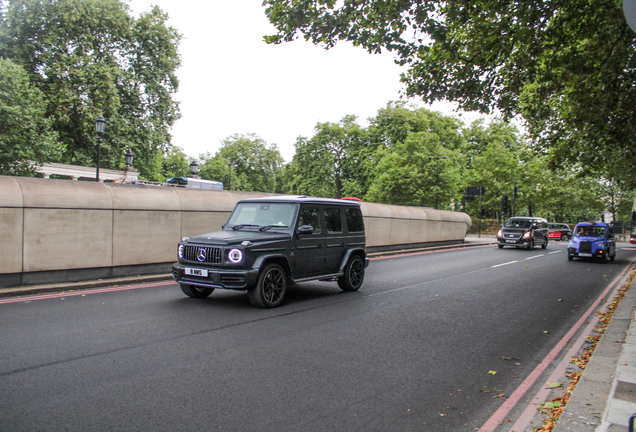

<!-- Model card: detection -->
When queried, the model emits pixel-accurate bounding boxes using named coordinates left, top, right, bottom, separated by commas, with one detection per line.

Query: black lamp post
left=125, top=149, right=134, bottom=168
left=189, top=160, right=199, bottom=177
left=95, top=116, right=107, bottom=182
left=429, top=156, right=448, bottom=209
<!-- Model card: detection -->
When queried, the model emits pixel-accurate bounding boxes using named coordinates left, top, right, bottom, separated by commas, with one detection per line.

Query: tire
left=603, top=251, right=610, bottom=263
left=527, top=239, right=534, bottom=250
left=180, top=283, right=214, bottom=298
left=498, top=244, right=504, bottom=249
left=542, top=239, right=548, bottom=249
left=338, top=255, right=365, bottom=292
left=568, top=255, right=573, bottom=261
left=248, top=263, right=287, bottom=308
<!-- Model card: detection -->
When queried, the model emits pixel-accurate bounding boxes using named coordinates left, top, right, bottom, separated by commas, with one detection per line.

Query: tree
left=0, top=0, right=181, bottom=180
left=0, top=58, right=61, bottom=176
left=365, top=131, right=460, bottom=208
left=283, top=115, right=371, bottom=199
left=160, top=146, right=190, bottom=181
left=263, top=0, right=636, bottom=186
left=213, top=133, right=284, bottom=193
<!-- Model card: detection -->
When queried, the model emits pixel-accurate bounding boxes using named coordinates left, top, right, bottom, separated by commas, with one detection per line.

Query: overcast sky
left=127, top=0, right=486, bottom=162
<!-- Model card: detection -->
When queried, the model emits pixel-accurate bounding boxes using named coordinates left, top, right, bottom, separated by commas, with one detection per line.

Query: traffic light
left=501, top=194, right=509, bottom=216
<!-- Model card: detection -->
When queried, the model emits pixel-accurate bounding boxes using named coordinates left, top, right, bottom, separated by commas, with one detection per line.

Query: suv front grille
left=580, top=241, right=592, bottom=253
left=183, top=246, right=223, bottom=263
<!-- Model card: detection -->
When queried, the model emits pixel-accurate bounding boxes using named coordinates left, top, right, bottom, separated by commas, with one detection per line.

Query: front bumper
left=498, top=238, right=531, bottom=247
left=172, top=263, right=259, bottom=290
left=567, top=248, right=607, bottom=259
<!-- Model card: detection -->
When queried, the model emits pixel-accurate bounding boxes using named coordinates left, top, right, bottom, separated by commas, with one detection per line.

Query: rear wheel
left=248, top=263, right=287, bottom=308
left=338, top=255, right=365, bottom=292
left=180, top=283, right=214, bottom=298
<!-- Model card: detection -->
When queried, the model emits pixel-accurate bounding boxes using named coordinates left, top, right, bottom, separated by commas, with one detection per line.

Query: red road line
left=0, top=280, right=176, bottom=305
left=478, top=259, right=635, bottom=432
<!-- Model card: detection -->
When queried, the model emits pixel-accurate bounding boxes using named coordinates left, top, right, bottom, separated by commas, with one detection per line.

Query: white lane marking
left=491, top=261, right=518, bottom=268
left=525, top=254, right=544, bottom=260
left=549, top=250, right=561, bottom=254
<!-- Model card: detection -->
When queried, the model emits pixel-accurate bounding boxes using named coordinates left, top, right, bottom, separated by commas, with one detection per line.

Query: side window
left=325, top=208, right=342, bottom=233
left=298, top=207, right=321, bottom=234
left=345, top=208, right=364, bottom=233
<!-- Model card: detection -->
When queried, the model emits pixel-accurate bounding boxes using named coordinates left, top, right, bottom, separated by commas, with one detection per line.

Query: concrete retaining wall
left=0, top=175, right=471, bottom=287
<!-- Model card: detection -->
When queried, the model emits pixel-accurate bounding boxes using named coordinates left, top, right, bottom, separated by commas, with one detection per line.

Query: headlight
left=178, top=244, right=184, bottom=259
left=598, top=242, right=605, bottom=249
left=523, top=231, right=531, bottom=239
left=228, top=248, right=243, bottom=263
left=568, top=241, right=574, bottom=248
left=497, top=230, right=502, bottom=238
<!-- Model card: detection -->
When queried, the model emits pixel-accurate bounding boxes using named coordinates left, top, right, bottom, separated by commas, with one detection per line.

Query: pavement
left=2, top=235, right=636, bottom=431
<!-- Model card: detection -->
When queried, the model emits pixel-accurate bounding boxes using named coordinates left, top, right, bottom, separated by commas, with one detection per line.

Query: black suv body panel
left=172, top=196, right=369, bottom=306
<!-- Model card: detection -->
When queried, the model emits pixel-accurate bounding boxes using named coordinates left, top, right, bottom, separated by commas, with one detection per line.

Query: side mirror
left=297, top=225, right=314, bottom=235
left=221, top=223, right=226, bottom=230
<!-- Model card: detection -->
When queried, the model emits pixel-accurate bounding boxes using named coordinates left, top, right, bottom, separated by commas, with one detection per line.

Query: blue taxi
left=567, top=222, right=616, bottom=262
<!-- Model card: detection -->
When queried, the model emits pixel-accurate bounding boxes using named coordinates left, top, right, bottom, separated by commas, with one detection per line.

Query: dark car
left=548, top=223, right=573, bottom=241
left=172, top=196, right=369, bottom=308
left=567, top=221, right=616, bottom=262
left=497, top=217, right=549, bottom=250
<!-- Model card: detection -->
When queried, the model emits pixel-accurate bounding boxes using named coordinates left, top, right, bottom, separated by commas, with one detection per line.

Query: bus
left=166, top=177, right=224, bottom=190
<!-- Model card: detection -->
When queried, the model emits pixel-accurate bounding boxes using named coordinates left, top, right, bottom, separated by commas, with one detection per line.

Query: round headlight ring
left=228, top=248, right=243, bottom=263
left=178, top=244, right=184, bottom=259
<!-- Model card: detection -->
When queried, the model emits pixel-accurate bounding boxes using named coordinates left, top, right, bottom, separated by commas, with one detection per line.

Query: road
left=0, top=241, right=633, bottom=431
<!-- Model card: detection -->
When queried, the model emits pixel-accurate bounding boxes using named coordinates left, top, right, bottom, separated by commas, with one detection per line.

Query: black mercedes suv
left=172, top=196, right=369, bottom=308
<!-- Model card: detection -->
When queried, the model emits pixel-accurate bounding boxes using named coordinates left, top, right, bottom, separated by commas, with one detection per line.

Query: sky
left=127, top=0, right=487, bottom=162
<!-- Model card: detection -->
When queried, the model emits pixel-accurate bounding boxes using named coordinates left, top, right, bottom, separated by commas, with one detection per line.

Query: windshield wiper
left=232, top=224, right=258, bottom=230
left=259, top=225, right=290, bottom=231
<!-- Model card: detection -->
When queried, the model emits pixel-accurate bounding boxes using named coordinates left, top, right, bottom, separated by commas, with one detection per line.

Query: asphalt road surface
left=1, top=241, right=633, bottom=431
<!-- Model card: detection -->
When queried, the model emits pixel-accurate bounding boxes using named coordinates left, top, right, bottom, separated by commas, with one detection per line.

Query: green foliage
left=0, top=58, right=61, bottom=176
left=284, top=115, right=373, bottom=199
left=263, top=0, right=636, bottom=187
left=211, top=133, right=284, bottom=193
left=0, top=0, right=181, bottom=180
left=161, top=146, right=190, bottom=181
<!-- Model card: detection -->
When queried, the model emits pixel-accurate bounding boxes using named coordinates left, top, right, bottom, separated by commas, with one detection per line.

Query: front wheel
left=568, top=255, right=573, bottom=261
left=527, top=239, right=534, bottom=250
left=338, top=255, right=365, bottom=292
left=498, top=244, right=504, bottom=249
left=542, top=239, right=548, bottom=249
left=180, top=283, right=214, bottom=298
left=248, top=263, right=287, bottom=308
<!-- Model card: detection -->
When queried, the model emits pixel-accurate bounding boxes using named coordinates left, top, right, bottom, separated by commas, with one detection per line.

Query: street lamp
left=95, top=116, right=107, bottom=182
left=227, top=163, right=234, bottom=191
left=429, top=156, right=448, bottom=209
left=189, top=160, right=199, bottom=177
left=125, top=149, right=134, bottom=168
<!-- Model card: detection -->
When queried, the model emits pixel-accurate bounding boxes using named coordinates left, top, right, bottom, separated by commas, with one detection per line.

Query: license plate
left=578, top=253, right=592, bottom=257
left=185, top=267, right=208, bottom=277
left=506, top=240, right=516, bottom=243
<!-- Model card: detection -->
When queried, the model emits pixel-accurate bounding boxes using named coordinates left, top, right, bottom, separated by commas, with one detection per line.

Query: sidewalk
left=553, top=259, right=636, bottom=432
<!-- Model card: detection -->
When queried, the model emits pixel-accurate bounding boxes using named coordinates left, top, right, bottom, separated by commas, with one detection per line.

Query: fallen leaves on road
left=489, top=370, right=497, bottom=375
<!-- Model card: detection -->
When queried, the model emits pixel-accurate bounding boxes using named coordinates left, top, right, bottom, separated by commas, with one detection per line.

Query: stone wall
left=0, top=175, right=471, bottom=287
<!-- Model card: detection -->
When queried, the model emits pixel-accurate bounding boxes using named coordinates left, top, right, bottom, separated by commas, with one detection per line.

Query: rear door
left=293, top=205, right=325, bottom=277
left=324, top=206, right=347, bottom=274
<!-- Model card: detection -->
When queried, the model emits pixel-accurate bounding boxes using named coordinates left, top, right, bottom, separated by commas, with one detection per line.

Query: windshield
left=227, top=203, right=296, bottom=229
left=505, top=219, right=533, bottom=229
left=574, top=225, right=605, bottom=237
